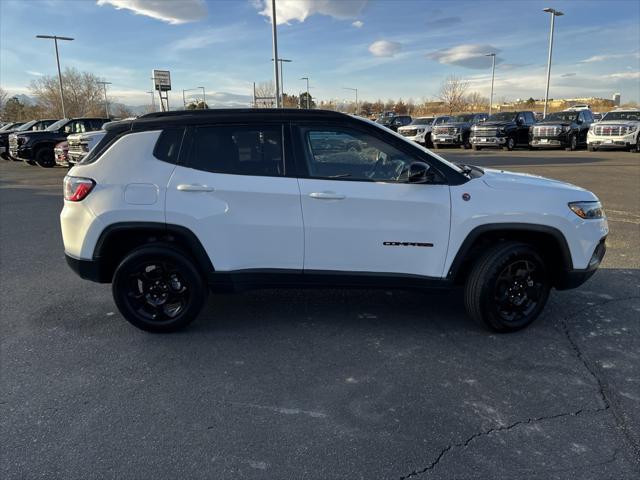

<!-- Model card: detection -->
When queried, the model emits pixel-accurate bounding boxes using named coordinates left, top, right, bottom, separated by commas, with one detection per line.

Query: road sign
left=152, top=70, right=171, bottom=91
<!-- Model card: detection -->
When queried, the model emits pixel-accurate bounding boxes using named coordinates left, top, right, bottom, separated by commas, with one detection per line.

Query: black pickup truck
left=470, top=111, right=536, bottom=150
left=530, top=109, right=594, bottom=150
left=9, top=117, right=109, bottom=167
left=0, top=119, right=58, bottom=160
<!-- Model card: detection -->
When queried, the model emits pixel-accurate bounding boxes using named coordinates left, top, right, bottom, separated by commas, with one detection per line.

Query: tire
left=566, top=134, right=577, bottom=151
left=34, top=147, right=55, bottom=168
left=112, top=245, right=208, bottom=333
left=464, top=242, right=550, bottom=332
left=504, top=137, right=516, bottom=151
left=425, top=133, right=433, bottom=148
left=472, top=145, right=481, bottom=151
left=587, top=145, right=596, bottom=152
left=433, top=143, right=440, bottom=150
left=632, top=136, right=640, bottom=153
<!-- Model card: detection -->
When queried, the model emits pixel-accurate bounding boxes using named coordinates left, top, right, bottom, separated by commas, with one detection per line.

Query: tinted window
left=154, top=128, right=185, bottom=164
left=302, top=127, right=416, bottom=182
left=189, top=125, right=284, bottom=176
left=434, top=117, right=449, bottom=125
left=63, top=121, right=86, bottom=134
left=525, top=112, right=536, bottom=124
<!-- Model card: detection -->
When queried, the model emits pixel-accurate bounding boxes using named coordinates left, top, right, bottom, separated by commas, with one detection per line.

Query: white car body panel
left=298, top=178, right=451, bottom=277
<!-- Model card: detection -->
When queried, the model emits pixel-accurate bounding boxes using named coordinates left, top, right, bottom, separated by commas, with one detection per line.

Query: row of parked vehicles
left=377, top=107, right=640, bottom=153
left=0, top=117, right=108, bottom=167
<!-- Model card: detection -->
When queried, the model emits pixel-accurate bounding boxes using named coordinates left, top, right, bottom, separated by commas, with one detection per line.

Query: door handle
left=177, top=184, right=214, bottom=192
left=309, top=192, right=346, bottom=200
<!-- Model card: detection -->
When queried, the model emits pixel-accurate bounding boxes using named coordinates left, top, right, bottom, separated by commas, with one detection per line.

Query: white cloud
left=96, top=0, right=207, bottom=24
left=26, top=70, right=44, bottom=76
left=352, top=20, right=364, bottom=28
left=581, top=51, right=640, bottom=63
left=368, top=40, right=401, bottom=57
left=608, top=72, right=640, bottom=80
left=168, top=24, right=248, bottom=51
left=427, top=44, right=500, bottom=69
left=255, top=0, right=366, bottom=25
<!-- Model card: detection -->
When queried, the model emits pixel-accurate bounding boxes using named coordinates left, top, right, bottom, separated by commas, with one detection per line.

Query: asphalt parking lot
left=1, top=148, right=639, bottom=479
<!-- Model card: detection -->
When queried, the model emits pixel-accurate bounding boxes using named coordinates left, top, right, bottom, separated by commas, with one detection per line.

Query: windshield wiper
left=328, top=173, right=351, bottom=178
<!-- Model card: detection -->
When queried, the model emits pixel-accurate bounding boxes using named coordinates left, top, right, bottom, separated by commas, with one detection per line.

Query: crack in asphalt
left=399, top=295, right=640, bottom=479
left=397, top=408, right=606, bottom=479
left=557, top=295, right=640, bottom=464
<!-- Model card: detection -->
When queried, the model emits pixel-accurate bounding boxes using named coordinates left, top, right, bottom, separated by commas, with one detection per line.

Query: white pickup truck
left=587, top=108, right=640, bottom=152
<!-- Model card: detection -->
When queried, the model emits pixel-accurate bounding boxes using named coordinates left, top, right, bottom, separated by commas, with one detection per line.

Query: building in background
left=613, top=93, right=621, bottom=106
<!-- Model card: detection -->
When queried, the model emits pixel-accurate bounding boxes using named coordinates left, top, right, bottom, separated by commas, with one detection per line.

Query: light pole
left=271, top=0, right=281, bottom=108
left=272, top=58, right=292, bottom=105
left=147, top=90, right=156, bottom=112
left=300, top=77, right=310, bottom=109
left=344, top=87, right=358, bottom=115
left=542, top=7, right=564, bottom=118
left=97, top=81, right=112, bottom=118
left=485, top=53, right=496, bottom=116
left=200, top=87, right=206, bottom=109
left=36, top=35, right=74, bottom=118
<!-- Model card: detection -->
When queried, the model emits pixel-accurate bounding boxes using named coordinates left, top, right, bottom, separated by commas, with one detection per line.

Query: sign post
left=152, top=69, right=171, bottom=112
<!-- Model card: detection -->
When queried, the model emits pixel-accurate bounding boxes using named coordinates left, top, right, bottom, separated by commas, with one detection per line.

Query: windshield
left=451, top=114, right=476, bottom=123
left=602, top=111, right=640, bottom=121
left=15, top=120, right=38, bottom=131
left=46, top=119, right=69, bottom=132
left=487, top=112, right=517, bottom=122
left=1, top=122, right=20, bottom=131
left=546, top=112, right=579, bottom=122
left=410, top=117, right=433, bottom=125
left=375, top=117, right=393, bottom=125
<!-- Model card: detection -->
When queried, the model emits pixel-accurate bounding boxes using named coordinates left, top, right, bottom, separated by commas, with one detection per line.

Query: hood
left=476, top=120, right=514, bottom=127
left=68, top=131, right=104, bottom=141
left=595, top=119, right=639, bottom=126
left=13, top=130, right=66, bottom=141
left=536, top=120, right=573, bottom=126
left=481, top=168, right=589, bottom=195
left=436, top=122, right=471, bottom=128
left=397, top=124, right=427, bottom=130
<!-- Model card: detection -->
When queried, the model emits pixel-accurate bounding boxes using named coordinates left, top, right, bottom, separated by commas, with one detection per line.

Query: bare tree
left=466, top=91, right=489, bottom=112
left=0, top=87, right=7, bottom=116
left=439, top=75, right=469, bottom=114
left=254, top=81, right=276, bottom=108
left=30, top=68, right=105, bottom=118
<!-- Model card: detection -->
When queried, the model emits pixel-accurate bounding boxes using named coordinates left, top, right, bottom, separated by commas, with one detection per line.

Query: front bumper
left=556, top=237, right=606, bottom=290
left=433, top=134, right=463, bottom=145
left=588, top=133, right=636, bottom=149
left=398, top=132, right=427, bottom=144
left=470, top=136, right=506, bottom=146
left=9, top=146, right=33, bottom=161
left=530, top=135, right=570, bottom=148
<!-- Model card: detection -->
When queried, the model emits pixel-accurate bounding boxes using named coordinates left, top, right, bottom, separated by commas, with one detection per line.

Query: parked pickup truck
left=587, top=108, right=640, bottom=152
left=1, top=119, right=58, bottom=160
left=530, top=109, right=594, bottom=150
left=9, top=117, right=109, bottom=167
left=67, top=130, right=107, bottom=165
left=470, top=111, right=536, bottom=151
left=432, top=113, right=488, bottom=149
left=397, top=116, right=451, bottom=147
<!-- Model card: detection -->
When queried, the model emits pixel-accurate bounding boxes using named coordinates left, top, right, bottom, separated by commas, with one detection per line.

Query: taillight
left=64, top=176, right=95, bottom=202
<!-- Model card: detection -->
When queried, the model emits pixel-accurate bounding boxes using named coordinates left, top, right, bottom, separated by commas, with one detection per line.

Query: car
left=61, top=109, right=607, bottom=334
left=0, top=119, right=58, bottom=160
left=0, top=122, right=25, bottom=159
left=375, top=114, right=412, bottom=132
left=567, top=104, right=591, bottom=111
left=54, top=141, right=69, bottom=167
left=67, top=130, right=107, bottom=165
left=397, top=116, right=451, bottom=147
left=587, top=108, right=640, bottom=152
left=530, top=109, right=594, bottom=151
left=9, top=117, right=109, bottom=167
left=432, top=113, right=488, bottom=149
left=470, top=111, right=536, bottom=150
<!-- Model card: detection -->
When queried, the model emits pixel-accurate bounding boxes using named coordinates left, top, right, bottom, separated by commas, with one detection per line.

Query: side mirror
left=577, top=118, right=583, bottom=124
left=408, top=161, right=431, bottom=184
left=516, top=118, right=524, bottom=125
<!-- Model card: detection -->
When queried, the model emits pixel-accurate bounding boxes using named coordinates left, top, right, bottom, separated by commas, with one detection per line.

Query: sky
left=1, top=0, right=639, bottom=108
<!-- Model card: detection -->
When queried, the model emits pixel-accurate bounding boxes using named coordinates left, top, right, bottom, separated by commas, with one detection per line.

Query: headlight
left=471, top=125, right=478, bottom=131
left=624, top=125, right=637, bottom=134
left=497, top=127, right=505, bottom=134
left=416, top=128, right=425, bottom=133
left=569, top=201, right=604, bottom=219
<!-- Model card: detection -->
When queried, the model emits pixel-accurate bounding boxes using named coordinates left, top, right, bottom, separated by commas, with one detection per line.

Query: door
left=295, top=125, right=451, bottom=278
left=166, top=123, right=304, bottom=272
left=516, top=113, right=529, bottom=145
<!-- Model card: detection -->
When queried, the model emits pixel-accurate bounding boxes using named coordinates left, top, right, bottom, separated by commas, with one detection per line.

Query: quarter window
left=301, top=127, right=416, bottom=182
left=189, top=125, right=284, bottom=176
left=154, top=128, right=185, bottom=164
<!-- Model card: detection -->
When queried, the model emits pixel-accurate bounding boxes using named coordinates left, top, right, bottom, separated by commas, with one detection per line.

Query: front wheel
left=112, top=246, right=208, bottom=332
left=35, top=148, right=55, bottom=168
left=566, top=134, right=577, bottom=151
left=503, top=137, right=516, bottom=151
left=472, top=145, right=481, bottom=151
left=464, top=242, right=550, bottom=332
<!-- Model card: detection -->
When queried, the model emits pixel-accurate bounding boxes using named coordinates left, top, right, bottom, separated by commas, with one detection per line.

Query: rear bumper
left=556, top=237, right=606, bottom=290
left=65, top=253, right=108, bottom=283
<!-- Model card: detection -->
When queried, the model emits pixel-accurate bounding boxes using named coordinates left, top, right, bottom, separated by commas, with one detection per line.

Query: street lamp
left=542, top=7, right=564, bottom=118
left=270, top=0, right=281, bottom=108
left=485, top=53, right=496, bottom=116
left=300, top=77, right=310, bottom=109
left=36, top=35, right=74, bottom=118
left=343, top=87, right=358, bottom=115
left=200, top=86, right=206, bottom=109
left=97, top=81, right=112, bottom=118
left=147, top=91, right=156, bottom=112
left=272, top=58, right=292, bottom=105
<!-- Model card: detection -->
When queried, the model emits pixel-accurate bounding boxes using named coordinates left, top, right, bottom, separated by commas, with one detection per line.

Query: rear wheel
left=464, top=242, right=550, bottom=332
left=472, top=145, right=482, bottom=151
left=566, top=134, right=577, bottom=151
left=35, top=148, right=55, bottom=168
left=112, top=246, right=208, bottom=333
left=587, top=145, right=597, bottom=152
left=503, top=137, right=516, bottom=151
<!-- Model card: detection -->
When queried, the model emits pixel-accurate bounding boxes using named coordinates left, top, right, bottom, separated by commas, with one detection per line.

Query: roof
left=133, top=108, right=352, bottom=127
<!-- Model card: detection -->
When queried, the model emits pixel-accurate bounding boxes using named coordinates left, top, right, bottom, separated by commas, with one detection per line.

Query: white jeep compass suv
left=61, top=109, right=608, bottom=333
